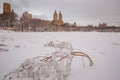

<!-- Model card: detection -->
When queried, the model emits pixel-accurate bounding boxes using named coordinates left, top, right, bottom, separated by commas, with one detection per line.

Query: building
left=23, top=11, right=32, bottom=20
left=52, top=10, right=64, bottom=26
left=99, top=23, right=107, bottom=28
left=3, top=3, right=11, bottom=14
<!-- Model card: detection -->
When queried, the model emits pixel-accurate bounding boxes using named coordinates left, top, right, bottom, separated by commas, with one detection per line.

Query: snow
left=0, top=30, right=120, bottom=80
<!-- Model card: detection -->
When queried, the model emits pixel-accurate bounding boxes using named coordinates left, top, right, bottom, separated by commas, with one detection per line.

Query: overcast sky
left=0, top=0, right=120, bottom=26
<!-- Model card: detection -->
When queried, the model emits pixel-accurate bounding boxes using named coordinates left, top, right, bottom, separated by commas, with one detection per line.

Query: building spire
left=59, top=11, right=62, bottom=21
left=12, top=9, right=14, bottom=13
left=53, top=10, right=57, bottom=20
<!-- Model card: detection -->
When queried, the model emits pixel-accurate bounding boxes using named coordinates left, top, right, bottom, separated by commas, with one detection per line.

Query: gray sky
left=0, top=0, right=120, bottom=26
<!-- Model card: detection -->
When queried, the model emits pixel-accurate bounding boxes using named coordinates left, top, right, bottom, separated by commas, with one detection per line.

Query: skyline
left=0, top=0, right=120, bottom=26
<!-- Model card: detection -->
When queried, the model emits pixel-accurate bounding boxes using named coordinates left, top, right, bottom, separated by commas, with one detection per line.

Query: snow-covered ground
left=0, top=30, right=120, bottom=80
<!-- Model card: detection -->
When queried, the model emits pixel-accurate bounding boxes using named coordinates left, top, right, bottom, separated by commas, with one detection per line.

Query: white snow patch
left=0, top=31, right=120, bottom=80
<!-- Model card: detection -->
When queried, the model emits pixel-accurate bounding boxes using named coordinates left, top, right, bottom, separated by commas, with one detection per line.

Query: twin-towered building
left=52, top=10, right=64, bottom=26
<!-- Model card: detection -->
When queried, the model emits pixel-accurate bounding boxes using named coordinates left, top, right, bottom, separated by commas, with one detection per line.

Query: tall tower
left=59, top=11, right=62, bottom=21
left=53, top=10, right=58, bottom=21
left=3, top=3, right=11, bottom=14
left=59, top=11, right=63, bottom=24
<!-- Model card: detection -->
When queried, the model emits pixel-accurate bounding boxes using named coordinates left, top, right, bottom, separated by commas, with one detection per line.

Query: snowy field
left=0, top=30, right=120, bottom=80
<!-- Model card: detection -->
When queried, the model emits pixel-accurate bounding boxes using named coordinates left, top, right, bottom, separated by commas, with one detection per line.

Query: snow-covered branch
left=4, top=41, right=94, bottom=80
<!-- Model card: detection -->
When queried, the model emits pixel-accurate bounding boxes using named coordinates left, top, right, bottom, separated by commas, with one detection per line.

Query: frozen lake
left=0, top=31, right=120, bottom=80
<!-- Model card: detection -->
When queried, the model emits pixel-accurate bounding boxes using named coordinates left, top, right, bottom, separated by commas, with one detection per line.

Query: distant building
left=23, top=11, right=32, bottom=20
left=73, top=22, right=77, bottom=27
left=52, top=10, right=64, bottom=26
left=99, top=23, right=107, bottom=28
left=0, top=2, right=14, bottom=15
left=3, top=3, right=11, bottom=14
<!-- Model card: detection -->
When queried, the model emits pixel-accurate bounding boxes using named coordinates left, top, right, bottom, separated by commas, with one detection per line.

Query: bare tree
left=0, top=11, right=18, bottom=28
